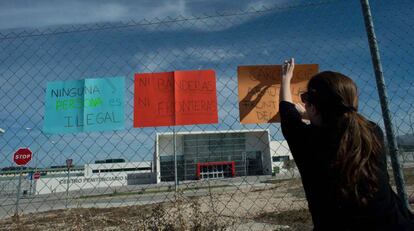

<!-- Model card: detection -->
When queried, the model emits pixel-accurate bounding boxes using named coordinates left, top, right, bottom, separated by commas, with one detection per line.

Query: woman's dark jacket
left=280, top=101, right=414, bottom=231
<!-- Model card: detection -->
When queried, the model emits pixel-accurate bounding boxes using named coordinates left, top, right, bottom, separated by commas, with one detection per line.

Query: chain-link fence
left=371, top=0, right=414, bottom=206
left=0, top=0, right=413, bottom=230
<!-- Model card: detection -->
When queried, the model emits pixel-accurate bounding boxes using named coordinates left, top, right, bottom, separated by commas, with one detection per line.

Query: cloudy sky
left=0, top=0, right=301, bottom=30
left=0, top=0, right=413, bottom=168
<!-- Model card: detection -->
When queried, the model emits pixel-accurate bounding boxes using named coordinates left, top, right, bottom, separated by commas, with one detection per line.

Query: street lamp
left=0, top=128, right=5, bottom=134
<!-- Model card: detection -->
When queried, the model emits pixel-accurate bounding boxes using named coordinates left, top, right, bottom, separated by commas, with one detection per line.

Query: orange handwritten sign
left=238, top=64, right=319, bottom=124
left=134, top=70, right=218, bottom=127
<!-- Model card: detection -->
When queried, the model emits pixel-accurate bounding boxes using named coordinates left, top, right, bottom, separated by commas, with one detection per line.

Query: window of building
left=92, top=167, right=151, bottom=173
left=272, top=156, right=290, bottom=162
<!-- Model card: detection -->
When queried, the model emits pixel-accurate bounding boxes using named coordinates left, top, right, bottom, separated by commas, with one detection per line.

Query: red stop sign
left=13, top=148, right=32, bottom=166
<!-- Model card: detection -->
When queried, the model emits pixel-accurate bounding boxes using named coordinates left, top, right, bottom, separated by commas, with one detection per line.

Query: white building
left=154, top=129, right=273, bottom=183
left=0, top=132, right=297, bottom=196
left=33, top=160, right=153, bottom=194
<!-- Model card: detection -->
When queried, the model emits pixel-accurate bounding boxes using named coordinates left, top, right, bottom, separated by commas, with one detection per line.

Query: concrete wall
left=156, top=133, right=185, bottom=182
left=245, top=130, right=272, bottom=175
left=157, top=134, right=184, bottom=156
left=34, top=162, right=153, bottom=195
left=270, top=140, right=294, bottom=174
left=35, top=172, right=129, bottom=194
left=0, top=176, right=34, bottom=196
left=35, top=170, right=154, bottom=195
left=85, top=161, right=152, bottom=177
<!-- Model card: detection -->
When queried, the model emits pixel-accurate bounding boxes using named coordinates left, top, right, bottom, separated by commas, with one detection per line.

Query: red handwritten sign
left=134, top=70, right=218, bottom=127
left=134, top=72, right=175, bottom=127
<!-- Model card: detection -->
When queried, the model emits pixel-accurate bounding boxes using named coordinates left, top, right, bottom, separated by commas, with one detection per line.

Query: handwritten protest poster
left=134, top=70, right=218, bottom=127
left=133, top=72, right=175, bottom=127
left=43, top=77, right=125, bottom=133
left=174, top=70, right=218, bottom=125
left=238, top=64, right=319, bottom=124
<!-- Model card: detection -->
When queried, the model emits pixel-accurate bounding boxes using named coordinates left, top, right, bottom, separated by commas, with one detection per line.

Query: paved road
left=0, top=175, right=281, bottom=219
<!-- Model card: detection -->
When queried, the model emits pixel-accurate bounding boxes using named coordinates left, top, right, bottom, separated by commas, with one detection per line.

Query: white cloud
left=91, top=3, right=129, bottom=21
left=0, top=0, right=293, bottom=31
left=0, top=0, right=187, bottom=30
left=184, top=47, right=245, bottom=62
left=246, top=0, right=290, bottom=10
left=132, top=46, right=244, bottom=72
left=150, top=0, right=187, bottom=19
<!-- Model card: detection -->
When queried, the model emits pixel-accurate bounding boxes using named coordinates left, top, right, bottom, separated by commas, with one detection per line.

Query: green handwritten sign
left=43, top=77, right=125, bottom=134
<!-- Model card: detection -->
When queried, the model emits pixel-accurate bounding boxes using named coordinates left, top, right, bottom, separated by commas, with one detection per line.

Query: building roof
left=156, top=129, right=269, bottom=137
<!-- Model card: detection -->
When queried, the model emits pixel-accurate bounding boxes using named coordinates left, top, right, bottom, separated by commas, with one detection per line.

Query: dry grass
left=0, top=201, right=233, bottom=231
left=0, top=178, right=309, bottom=231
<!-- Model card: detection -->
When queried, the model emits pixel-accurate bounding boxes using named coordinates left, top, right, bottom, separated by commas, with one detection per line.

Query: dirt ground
left=2, top=172, right=413, bottom=231
left=0, top=207, right=313, bottom=231
left=0, top=178, right=313, bottom=231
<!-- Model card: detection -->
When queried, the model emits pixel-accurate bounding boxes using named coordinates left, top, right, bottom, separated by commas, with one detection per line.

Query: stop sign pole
left=13, top=147, right=33, bottom=216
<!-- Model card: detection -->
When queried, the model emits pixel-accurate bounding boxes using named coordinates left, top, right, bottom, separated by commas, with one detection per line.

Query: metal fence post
left=244, top=152, right=248, bottom=177
left=14, top=166, right=23, bottom=216
left=360, top=0, right=409, bottom=209
left=173, top=127, right=178, bottom=192
left=66, top=167, right=70, bottom=209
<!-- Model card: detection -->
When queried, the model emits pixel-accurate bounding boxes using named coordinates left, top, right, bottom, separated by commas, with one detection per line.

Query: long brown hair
left=307, top=71, right=382, bottom=205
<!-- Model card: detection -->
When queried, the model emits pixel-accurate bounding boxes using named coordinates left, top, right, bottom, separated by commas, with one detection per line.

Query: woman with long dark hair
left=279, top=58, right=414, bottom=230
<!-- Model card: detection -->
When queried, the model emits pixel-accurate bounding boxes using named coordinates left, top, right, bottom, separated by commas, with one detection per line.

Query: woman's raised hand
left=280, top=58, right=295, bottom=103
left=282, top=58, right=295, bottom=82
